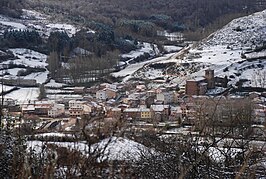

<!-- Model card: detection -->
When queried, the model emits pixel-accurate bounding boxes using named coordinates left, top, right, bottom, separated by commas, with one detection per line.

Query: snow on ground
left=46, top=23, right=78, bottom=37
left=205, top=147, right=242, bottom=162
left=133, top=10, right=266, bottom=87
left=112, top=53, right=174, bottom=81
left=33, top=132, right=75, bottom=138
left=0, top=48, right=49, bottom=84
left=245, top=50, right=266, bottom=59
left=45, top=79, right=67, bottom=88
left=24, top=71, right=49, bottom=84
left=27, top=137, right=147, bottom=161
left=5, top=87, right=39, bottom=104
left=121, top=42, right=159, bottom=63
left=163, top=45, right=183, bottom=53
left=0, top=9, right=80, bottom=38
left=0, top=15, right=27, bottom=30
left=204, top=9, right=266, bottom=49
left=0, top=20, right=27, bottom=30
left=0, top=85, right=16, bottom=93
left=21, top=9, right=48, bottom=20
left=188, top=45, right=243, bottom=65
left=2, top=68, right=21, bottom=76
left=8, top=48, right=47, bottom=68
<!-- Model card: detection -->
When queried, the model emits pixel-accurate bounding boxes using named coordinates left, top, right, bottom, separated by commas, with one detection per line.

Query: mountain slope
left=204, top=9, right=266, bottom=49
left=131, top=9, right=266, bottom=89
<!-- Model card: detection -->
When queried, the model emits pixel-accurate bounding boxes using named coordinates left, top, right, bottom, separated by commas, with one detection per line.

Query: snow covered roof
left=124, top=108, right=139, bottom=112
left=150, top=105, right=169, bottom=112
left=187, top=77, right=206, bottom=82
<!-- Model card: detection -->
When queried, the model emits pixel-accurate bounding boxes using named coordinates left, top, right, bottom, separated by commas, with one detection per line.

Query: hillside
left=23, top=0, right=266, bottom=40
left=204, top=9, right=266, bottom=49
left=128, top=9, right=266, bottom=89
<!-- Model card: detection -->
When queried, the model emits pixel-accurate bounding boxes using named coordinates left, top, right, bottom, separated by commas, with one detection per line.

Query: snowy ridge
left=204, top=10, right=266, bottom=49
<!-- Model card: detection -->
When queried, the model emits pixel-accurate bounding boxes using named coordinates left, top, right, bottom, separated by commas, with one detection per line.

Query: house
left=48, top=104, right=65, bottom=118
left=156, top=91, right=175, bottom=104
left=253, top=108, right=266, bottom=124
left=179, top=85, right=186, bottom=94
left=185, top=69, right=228, bottom=96
left=123, top=108, right=140, bottom=119
left=150, top=105, right=170, bottom=121
left=99, top=83, right=117, bottom=90
left=96, top=90, right=108, bottom=100
left=96, top=88, right=117, bottom=100
left=140, top=108, right=152, bottom=119
left=136, top=85, right=146, bottom=91
left=128, top=92, right=145, bottom=100
left=21, top=104, right=35, bottom=115
left=69, top=100, right=84, bottom=108
left=74, top=87, right=85, bottom=94
left=169, top=106, right=182, bottom=121
left=146, top=90, right=156, bottom=97
left=68, top=100, right=84, bottom=117
left=186, top=77, right=207, bottom=96
left=107, top=107, right=122, bottom=119
left=34, top=101, right=53, bottom=115
left=83, top=104, right=92, bottom=115
left=69, top=105, right=84, bottom=117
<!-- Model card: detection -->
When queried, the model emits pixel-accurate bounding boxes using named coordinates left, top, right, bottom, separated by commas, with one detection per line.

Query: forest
left=22, top=0, right=266, bottom=40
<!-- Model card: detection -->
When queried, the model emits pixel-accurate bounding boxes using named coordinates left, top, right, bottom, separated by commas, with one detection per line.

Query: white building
left=69, top=100, right=84, bottom=108
left=68, top=100, right=84, bottom=117
left=96, top=88, right=117, bottom=100
left=96, top=90, right=108, bottom=100
left=48, top=104, right=65, bottom=118
left=156, top=92, right=175, bottom=104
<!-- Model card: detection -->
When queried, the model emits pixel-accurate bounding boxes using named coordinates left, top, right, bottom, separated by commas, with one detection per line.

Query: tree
left=38, top=84, right=46, bottom=100
left=47, top=51, right=60, bottom=78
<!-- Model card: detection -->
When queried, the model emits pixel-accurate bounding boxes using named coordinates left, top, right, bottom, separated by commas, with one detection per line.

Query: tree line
left=23, top=0, right=266, bottom=40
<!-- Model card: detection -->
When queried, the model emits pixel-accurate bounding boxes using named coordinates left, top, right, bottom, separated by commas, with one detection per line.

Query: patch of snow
left=112, top=53, right=174, bottom=81
left=163, top=45, right=183, bottom=53
left=121, top=42, right=159, bottom=63
left=7, top=48, right=47, bottom=68
left=27, top=137, right=147, bottom=161
left=46, top=23, right=78, bottom=37
left=24, top=71, right=49, bottom=84
left=0, top=20, right=26, bottom=30
left=5, top=87, right=39, bottom=104
left=21, top=9, right=48, bottom=20
left=45, top=79, right=66, bottom=88
left=34, top=132, right=74, bottom=138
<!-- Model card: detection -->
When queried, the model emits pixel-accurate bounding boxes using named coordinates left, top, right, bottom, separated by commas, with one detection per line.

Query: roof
left=150, top=105, right=169, bottom=112
left=140, top=108, right=150, bottom=112
left=124, top=108, right=139, bottom=112
left=187, top=77, right=206, bottom=82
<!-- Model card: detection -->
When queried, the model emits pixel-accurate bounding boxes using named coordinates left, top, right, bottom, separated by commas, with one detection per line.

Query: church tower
left=205, top=69, right=215, bottom=89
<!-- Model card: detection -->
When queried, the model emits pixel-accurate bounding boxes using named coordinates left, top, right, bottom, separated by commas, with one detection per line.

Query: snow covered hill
left=204, top=10, right=266, bottom=49
left=0, top=9, right=79, bottom=37
left=131, top=9, right=266, bottom=89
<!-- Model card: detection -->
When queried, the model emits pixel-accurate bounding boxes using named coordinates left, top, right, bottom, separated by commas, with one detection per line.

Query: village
left=1, top=69, right=265, bottom=142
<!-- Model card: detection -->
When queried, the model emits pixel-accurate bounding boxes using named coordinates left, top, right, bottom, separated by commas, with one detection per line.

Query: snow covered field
left=5, top=87, right=39, bottom=104
left=0, top=9, right=79, bottom=38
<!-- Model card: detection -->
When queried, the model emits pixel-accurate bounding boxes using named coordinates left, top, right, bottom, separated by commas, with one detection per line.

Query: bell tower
left=205, top=69, right=215, bottom=89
